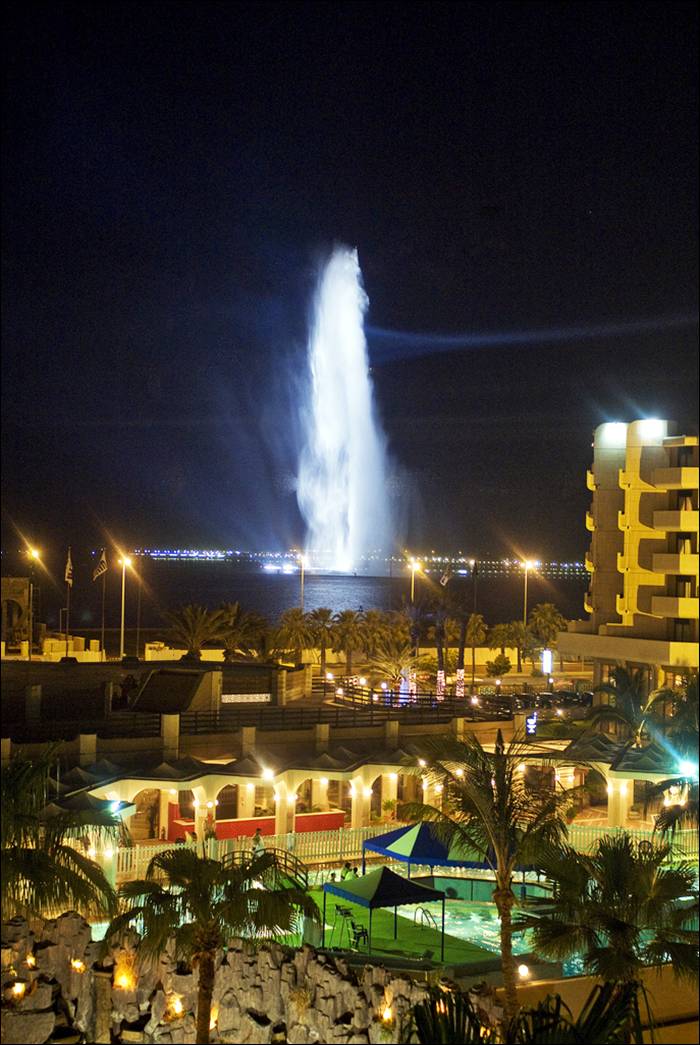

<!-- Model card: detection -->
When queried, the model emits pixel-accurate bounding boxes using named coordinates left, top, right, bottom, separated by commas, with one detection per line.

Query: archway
left=129, top=788, right=161, bottom=842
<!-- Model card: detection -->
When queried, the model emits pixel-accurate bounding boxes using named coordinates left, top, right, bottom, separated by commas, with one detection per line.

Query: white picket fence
left=114, top=821, right=698, bottom=884
left=115, top=823, right=394, bottom=881
left=567, top=823, right=698, bottom=863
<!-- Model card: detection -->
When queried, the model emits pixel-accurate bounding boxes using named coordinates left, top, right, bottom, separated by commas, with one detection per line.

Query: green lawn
left=309, top=889, right=496, bottom=966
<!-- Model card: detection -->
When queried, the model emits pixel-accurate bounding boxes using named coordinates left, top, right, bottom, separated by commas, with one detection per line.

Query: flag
left=93, top=547, right=107, bottom=582
left=64, top=548, right=73, bottom=588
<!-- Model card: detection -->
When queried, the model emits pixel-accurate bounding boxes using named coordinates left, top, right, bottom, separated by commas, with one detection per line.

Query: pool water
left=395, top=900, right=585, bottom=977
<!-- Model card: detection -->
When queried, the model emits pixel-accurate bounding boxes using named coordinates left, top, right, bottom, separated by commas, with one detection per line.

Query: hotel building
left=559, top=419, right=699, bottom=689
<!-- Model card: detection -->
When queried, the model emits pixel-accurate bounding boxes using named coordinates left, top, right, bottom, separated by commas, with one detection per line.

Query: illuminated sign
left=221, top=693, right=271, bottom=704
left=541, top=649, right=553, bottom=675
left=525, top=712, right=538, bottom=736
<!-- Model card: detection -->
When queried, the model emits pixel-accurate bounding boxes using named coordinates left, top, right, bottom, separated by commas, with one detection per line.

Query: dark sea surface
left=50, top=562, right=588, bottom=652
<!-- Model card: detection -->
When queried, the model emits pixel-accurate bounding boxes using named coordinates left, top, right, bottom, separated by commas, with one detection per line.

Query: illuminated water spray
left=297, top=247, right=391, bottom=572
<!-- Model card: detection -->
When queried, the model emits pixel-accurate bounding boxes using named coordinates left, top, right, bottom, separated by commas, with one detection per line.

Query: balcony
left=586, top=511, right=595, bottom=532
left=586, top=469, right=597, bottom=492
left=652, top=553, right=699, bottom=576
left=650, top=595, right=699, bottom=620
left=652, top=467, right=699, bottom=490
left=615, top=594, right=635, bottom=622
left=584, top=552, right=595, bottom=573
left=583, top=590, right=594, bottom=614
left=653, top=510, right=699, bottom=532
left=618, top=510, right=664, bottom=536
left=619, top=468, right=654, bottom=490
left=615, top=553, right=665, bottom=583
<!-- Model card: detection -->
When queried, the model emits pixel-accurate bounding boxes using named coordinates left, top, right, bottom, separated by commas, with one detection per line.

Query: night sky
left=2, top=1, right=698, bottom=563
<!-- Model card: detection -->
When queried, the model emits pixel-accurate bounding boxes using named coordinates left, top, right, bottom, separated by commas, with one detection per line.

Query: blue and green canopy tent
left=362, top=822, right=489, bottom=876
left=322, top=866, right=446, bottom=960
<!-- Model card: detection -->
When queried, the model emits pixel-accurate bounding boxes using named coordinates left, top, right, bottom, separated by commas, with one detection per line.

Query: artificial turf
left=309, top=888, right=496, bottom=966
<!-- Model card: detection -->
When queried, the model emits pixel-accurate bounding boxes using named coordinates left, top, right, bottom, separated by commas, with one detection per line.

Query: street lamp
left=119, top=556, right=132, bottom=660
left=521, top=560, right=535, bottom=627
left=409, top=558, right=422, bottom=603
left=298, top=553, right=307, bottom=612
left=26, top=547, right=41, bottom=663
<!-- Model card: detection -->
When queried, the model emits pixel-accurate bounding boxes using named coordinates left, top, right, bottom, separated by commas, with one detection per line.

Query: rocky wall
left=1, top=912, right=434, bottom=1044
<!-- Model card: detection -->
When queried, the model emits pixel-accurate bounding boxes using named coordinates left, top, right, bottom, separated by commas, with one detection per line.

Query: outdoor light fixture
left=109, top=800, right=120, bottom=812
left=359, top=676, right=367, bottom=686
left=261, top=767, right=274, bottom=781
left=363, top=787, right=373, bottom=798
left=380, top=681, right=388, bottom=690
left=518, top=964, right=530, bottom=979
left=11, top=981, right=26, bottom=998
left=470, top=696, right=479, bottom=705
left=103, top=848, right=114, bottom=860
left=336, top=686, right=344, bottom=695
left=418, top=758, right=426, bottom=767
left=678, top=760, right=699, bottom=780
left=87, top=847, right=96, bottom=860
left=319, top=777, right=328, bottom=786
left=326, top=671, right=334, bottom=681
left=381, top=1003, right=394, bottom=1023
left=455, top=768, right=464, bottom=777
left=70, top=958, right=86, bottom=973
left=25, top=954, right=36, bottom=968
left=247, top=782, right=255, bottom=791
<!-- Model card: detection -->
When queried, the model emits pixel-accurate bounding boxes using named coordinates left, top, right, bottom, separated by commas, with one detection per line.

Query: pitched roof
left=562, top=732, right=624, bottom=763
left=131, top=669, right=205, bottom=713
left=611, top=742, right=677, bottom=775
left=323, top=865, right=445, bottom=909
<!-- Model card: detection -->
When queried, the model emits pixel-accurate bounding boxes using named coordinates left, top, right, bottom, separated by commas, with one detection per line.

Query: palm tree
left=105, top=847, right=318, bottom=1044
left=529, top=602, right=568, bottom=668
left=516, top=833, right=698, bottom=987
left=588, top=667, right=647, bottom=742
left=465, top=613, right=487, bottom=694
left=445, top=588, right=471, bottom=697
left=646, top=676, right=699, bottom=835
left=332, top=609, right=364, bottom=676
left=488, top=622, right=511, bottom=656
left=2, top=751, right=120, bottom=921
left=400, top=730, right=572, bottom=1021
left=359, top=609, right=391, bottom=658
left=428, top=599, right=449, bottom=698
left=412, top=980, right=647, bottom=1045
left=369, top=635, right=427, bottom=688
left=307, top=607, right=334, bottom=677
left=276, top=607, right=314, bottom=666
left=506, top=621, right=527, bottom=673
left=219, top=602, right=267, bottom=661
left=164, top=604, right=229, bottom=660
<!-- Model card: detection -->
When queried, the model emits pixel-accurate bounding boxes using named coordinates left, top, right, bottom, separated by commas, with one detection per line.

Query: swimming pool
left=394, top=898, right=585, bottom=977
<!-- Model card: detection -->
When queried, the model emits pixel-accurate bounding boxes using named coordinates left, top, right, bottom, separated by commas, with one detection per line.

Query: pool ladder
left=414, top=906, right=438, bottom=931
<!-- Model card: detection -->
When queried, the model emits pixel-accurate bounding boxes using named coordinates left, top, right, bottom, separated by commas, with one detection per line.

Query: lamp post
left=26, top=547, right=41, bottom=664
left=299, top=553, right=306, bottom=612
left=522, top=560, right=535, bottom=627
left=409, top=558, right=422, bottom=603
left=119, top=556, right=132, bottom=660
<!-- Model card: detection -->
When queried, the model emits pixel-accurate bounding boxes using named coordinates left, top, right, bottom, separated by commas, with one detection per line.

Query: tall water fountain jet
left=297, top=247, right=391, bottom=572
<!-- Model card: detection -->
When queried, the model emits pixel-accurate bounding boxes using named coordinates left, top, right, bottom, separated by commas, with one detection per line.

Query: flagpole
left=101, top=568, right=106, bottom=660
left=65, top=579, right=70, bottom=657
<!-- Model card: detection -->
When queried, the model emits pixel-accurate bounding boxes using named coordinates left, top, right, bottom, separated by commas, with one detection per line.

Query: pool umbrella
left=322, top=865, right=446, bottom=960
left=362, top=822, right=486, bottom=876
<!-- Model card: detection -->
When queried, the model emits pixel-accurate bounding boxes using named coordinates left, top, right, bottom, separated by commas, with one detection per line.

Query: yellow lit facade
left=560, top=419, right=699, bottom=688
